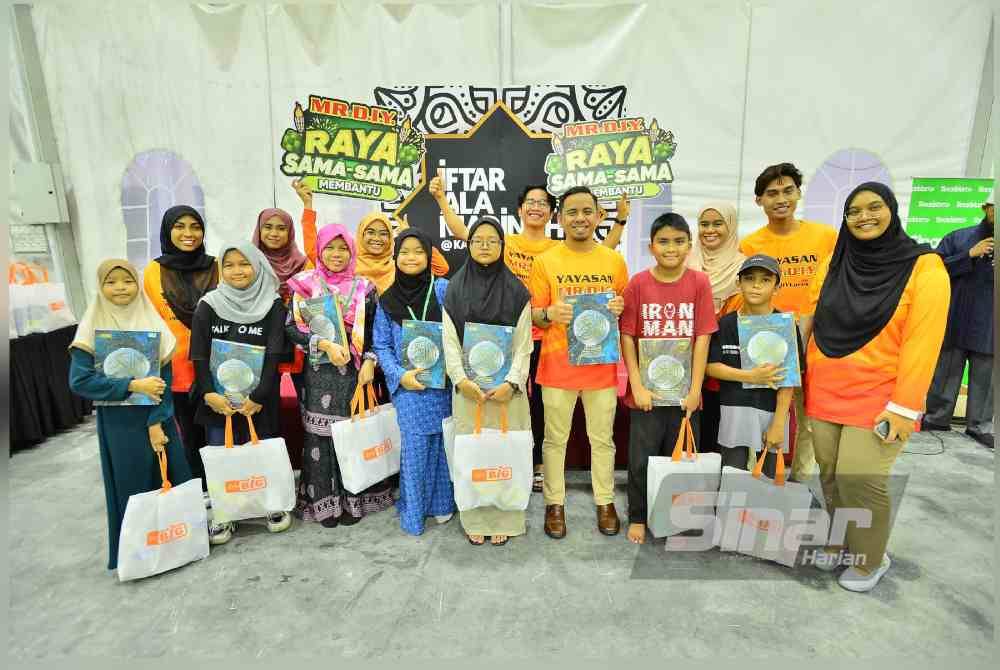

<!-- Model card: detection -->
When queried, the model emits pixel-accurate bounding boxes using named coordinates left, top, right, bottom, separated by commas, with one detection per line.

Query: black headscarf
left=155, top=205, right=218, bottom=329
left=155, top=206, right=215, bottom=271
left=380, top=228, right=442, bottom=325
left=813, top=182, right=934, bottom=358
left=444, top=217, right=531, bottom=341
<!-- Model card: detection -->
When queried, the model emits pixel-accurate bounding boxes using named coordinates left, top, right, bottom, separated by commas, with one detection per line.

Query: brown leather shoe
left=596, top=503, right=621, bottom=536
left=544, top=504, right=566, bottom=539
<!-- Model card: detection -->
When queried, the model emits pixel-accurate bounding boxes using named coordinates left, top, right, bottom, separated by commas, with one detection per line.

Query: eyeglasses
left=469, top=238, right=501, bottom=248
left=363, top=228, right=391, bottom=239
left=845, top=202, right=886, bottom=222
left=523, top=198, right=551, bottom=209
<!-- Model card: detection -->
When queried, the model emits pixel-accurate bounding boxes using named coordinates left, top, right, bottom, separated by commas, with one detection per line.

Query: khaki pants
left=541, top=386, right=617, bottom=506
left=791, top=388, right=817, bottom=480
left=811, top=418, right=905, bottom=573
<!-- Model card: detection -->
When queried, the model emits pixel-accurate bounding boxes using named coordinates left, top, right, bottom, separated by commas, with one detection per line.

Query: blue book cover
left=298, top=294, right=348, bottom=366
left=209, top=339, right=266, bottom=407
left=566, top=292, right=620, bottom=365
left=462, top=322, right=514, bottom=391
left=401, top=319, right=445, bottom=389
left=93, top=329, right=161, bottom=406
left=638, top=337, right=691, bottom=407
left=737, top=312, right=802, bottom=389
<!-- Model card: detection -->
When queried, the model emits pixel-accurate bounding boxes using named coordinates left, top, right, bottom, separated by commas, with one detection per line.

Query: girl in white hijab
left=688, top=202, right=745, bottom=315
left=69, top=259, right=191, bottom=572
left=189, top=242, right=291, bottom=543
left=689, top=203, right=746, bottom=460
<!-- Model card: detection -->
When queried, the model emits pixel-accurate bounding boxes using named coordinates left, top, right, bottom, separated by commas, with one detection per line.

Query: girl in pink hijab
left=285, top=224, right=393, bottom=528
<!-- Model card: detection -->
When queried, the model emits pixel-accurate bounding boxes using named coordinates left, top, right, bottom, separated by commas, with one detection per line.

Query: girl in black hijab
left=441, top=216, right=533, bottom=545
left=378, top=228, right=442, bottom=325
left=143, top=205, right=219, bottom=493
left=813, top=182, right=934, bottom=358
left=154, top=206, right=218, bottom=328
left=372, top=226, right=455, bottom=536
left=802, top=182, right=949, bottom=593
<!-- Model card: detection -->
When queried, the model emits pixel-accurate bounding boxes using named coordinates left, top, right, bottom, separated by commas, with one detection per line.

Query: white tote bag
left=117, top=450, right=210, bottom=582
left=331, top=383, right=401, bottom=494
left=715, top=449, right=814, bottom=567
left=452, top=404, right=532, bottom=512
left=8, top=262, right=77, bottom=336
left=200, top=415, right=296, bottom=523
left=647, top=417, right=722, bottom=539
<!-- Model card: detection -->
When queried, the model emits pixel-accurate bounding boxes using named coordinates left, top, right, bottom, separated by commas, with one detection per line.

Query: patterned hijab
left=287, top=224, right=370, bottom=359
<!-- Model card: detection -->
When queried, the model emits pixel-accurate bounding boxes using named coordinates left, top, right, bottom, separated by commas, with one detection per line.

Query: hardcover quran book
left=638, top=337, right=691, bottom=407
left=462, top=322, right=514, bottom=391
left=298, top=294, right=348, bottom=367
left=737, top=312, right=801, bottom=389
left=209, top=339, right=266, bottom=407
left=402, top=319, right=445, bottom=389
left=566, top=292, right=620, bottom=366
left=94, top=330, right=161, bottom=406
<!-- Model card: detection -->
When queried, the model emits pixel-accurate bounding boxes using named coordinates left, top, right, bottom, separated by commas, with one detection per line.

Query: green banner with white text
left=905, top=177, right=994, bottom=248
left=905, top=176, right=994, bottom=390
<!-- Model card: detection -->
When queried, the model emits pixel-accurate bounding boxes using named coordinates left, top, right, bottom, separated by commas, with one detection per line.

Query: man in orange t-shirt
left=740, top=163, right=837, bottom=482
left=527, top=186, right=628, bottom=540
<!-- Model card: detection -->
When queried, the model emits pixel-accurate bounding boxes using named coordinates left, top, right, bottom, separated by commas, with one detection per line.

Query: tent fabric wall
left=737, top=0, right=992, bottom=234
left=30, top=1, right=274, bottom=291
left=19, top=0, right=995, bottom=296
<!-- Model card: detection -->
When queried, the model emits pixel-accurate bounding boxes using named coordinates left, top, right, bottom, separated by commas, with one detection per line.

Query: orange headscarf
left=354, top=212, right=396, bottom=294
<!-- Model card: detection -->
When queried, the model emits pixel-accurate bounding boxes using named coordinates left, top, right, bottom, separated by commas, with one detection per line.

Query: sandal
left=532, top=471, right=544, bottom=492
left=491, top=535, right=509, bottom=546
left=467, top=534, right=486, bottom=545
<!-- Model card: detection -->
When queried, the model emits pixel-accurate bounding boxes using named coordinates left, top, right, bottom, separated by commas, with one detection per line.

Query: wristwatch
left=615, top=218, right=627, bottom=226
left=541, top=307, right=551, bottom=323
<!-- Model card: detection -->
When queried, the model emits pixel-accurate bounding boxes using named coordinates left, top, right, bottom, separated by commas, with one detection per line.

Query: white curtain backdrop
left=16, top=0, right=995, bottom=294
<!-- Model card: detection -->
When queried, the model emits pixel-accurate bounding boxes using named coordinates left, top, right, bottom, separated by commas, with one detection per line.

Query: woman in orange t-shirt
left=689, top=202, right=745, bottom=455
left=143, top=206, right=219, bottom=491
left=802, top=182, right=949, bottom=593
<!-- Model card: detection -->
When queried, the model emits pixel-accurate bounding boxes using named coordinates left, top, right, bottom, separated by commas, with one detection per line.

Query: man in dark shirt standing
left=923, top=195, right=994, bottom=448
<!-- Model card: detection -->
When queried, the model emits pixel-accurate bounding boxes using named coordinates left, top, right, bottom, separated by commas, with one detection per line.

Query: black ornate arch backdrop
left=370, top=85, right=629, bottom=271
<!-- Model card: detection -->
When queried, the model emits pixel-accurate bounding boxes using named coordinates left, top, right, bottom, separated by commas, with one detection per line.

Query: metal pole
left=12, top=3, right=87, bottom=316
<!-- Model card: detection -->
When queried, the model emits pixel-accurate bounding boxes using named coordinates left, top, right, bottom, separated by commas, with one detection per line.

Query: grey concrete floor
left=8, top=417, right=995, bottom=660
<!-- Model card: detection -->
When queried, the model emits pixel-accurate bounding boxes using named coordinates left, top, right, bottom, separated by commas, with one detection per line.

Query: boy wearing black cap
left=706, top=254, right=806, bottom=476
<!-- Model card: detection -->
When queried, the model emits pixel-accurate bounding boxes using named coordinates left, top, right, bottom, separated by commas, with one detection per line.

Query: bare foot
left=491, top=535, right=508, bottom=545
left=627, top=523, right=646, bottom=544
left=468, top=534, right=485, bottom=545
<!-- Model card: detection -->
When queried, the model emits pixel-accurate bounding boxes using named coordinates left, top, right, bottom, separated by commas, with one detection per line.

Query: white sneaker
left=202, top=491, right=212, bottom=509
left=838, top=554, right=891, bottom=592
left=266, top=511, right=291, bottom=533
left=209, top=521, right=235, bottom=545
left=434, top=513, right=454, bottom=524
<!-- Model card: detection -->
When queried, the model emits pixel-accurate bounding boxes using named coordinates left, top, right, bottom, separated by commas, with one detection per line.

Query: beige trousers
left=541, top=386, right=617, bottom=506
left=811, top=418, right=905, bottom=573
